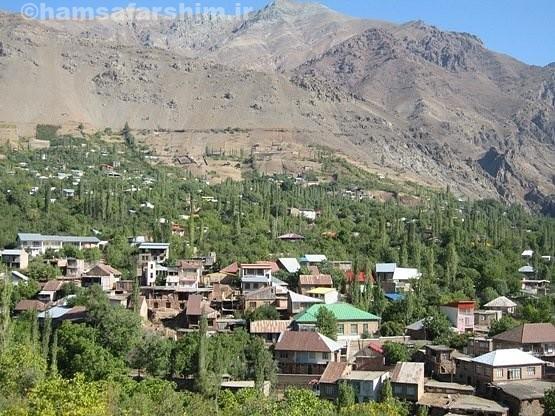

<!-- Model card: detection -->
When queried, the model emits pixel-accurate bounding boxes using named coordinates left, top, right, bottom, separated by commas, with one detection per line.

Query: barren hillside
left=0, top=0, right=553, bottom=214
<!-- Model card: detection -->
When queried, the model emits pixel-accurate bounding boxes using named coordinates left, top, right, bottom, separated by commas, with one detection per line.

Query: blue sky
left=3, top=0, right=554, bottom=66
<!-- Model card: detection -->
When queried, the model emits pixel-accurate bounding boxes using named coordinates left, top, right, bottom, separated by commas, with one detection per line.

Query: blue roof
left=385, top=293, right=405, bottom=302
left=376, top=263, right=397, bottom=273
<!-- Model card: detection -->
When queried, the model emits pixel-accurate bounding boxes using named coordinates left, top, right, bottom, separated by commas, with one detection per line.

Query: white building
left=17, top=233, right=101, bottom=257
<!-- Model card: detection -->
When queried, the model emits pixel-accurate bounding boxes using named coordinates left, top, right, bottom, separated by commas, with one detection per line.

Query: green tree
left=545, top=386, right=555, bottom=416
left=337, top=381, right=356, bottom=408
left=247, top=304, right=280, bottom=321
left=489, top=315, right=519, bottom=336
left=316, top=307, right=338, bottom=340
left=27, top=374, right=110, bottom=416
left=130, top=333, right=172, bottom=378
left=382, top=342, right=411, bottom=365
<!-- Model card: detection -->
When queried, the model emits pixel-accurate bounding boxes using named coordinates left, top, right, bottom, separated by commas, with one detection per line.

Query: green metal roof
left=294, top=303, right=380, bottom=323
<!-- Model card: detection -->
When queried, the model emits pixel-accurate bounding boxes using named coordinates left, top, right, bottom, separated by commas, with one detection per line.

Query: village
left=3, top=228, right=555, bottom=416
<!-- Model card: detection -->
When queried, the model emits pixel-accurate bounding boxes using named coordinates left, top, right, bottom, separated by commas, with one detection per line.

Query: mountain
left=0, top=0, right=553, bottom=214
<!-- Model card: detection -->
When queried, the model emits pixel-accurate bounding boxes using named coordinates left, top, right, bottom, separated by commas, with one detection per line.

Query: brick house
left=455, top=349, right=544, bottom=393
left=275, top=331, right=342, bottom=375
left=493, top=323, right=555, bottom=362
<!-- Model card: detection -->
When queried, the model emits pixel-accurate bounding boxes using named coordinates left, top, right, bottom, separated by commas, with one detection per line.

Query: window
left=351, top=324, right=358, bottom=335
left=280, top=352, right=288, bottom=359
left=309, top=352, right=316, bottom=359
left=406, top=385, right=416, bottom=396
left=363, top=324, right=369, bottom=333
left=322, top=352, right=330, bottom=360
left=527, top=367, right=536, bottom=376
left=495, top=369, right=503, bottom=378
left=393, top=385, right=403, bottom=395
left=507, top=368, right=521, bottom=380
left=338, top=324, right=344, bottom=335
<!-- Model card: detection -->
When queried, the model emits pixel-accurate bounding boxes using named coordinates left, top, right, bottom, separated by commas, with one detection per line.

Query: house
left=455, top=349, right=544, bottom=393
left=278, top=258, right=301, bottom=274
left=319, top=362, right=350, bottom=400
left=37, top=280, right=65, bottom=303
left=491, top=379, right=555, bottom=416
left=294, top=303, right=380, bottom=340
left=306, top=287, right=340, bottom=304
left=299, top=255, right=327, bottom=266
left=137, top=242, right=170, bottom=265
left=521, top=278, right=549, bottom=296
left=14, top=299, right=46, bottom=315
left=1, top=249, right=29, bottom=270
left=250, top=320, right=291, bottom=344
left=375, top=263, right=421, bottom=293
left=521, top=250, right=534, bottom=259
left=484, top=296, right=517, bottom=315
left=17, top=233, right=101, bottom=257
left=424, top=345, right=466, bottom=382
left=405, top=318, right=427, bottom=340
left=82, top=264, right=122, bottom=291
left=277, top=233, right=305, bottom=242
left=165, top=260, right=203, bottom=289
left=518, top=265, right=535, bottom=277
left=220, top=380, right=271, bottom=397
left=108, top=292, right=129, bottom=307
left=191, top=252, right=217, bottom=268
left=185, top=294, right=219, bottom=328
left=62, top=188, right=75, bottom=198
left=299, top=273, right=333, bottom=295
left=330, top=261, right=353, bottom=272
left=288, top=291, right=322, bottom=315
left=10, top=270, right=30, bottom=286
left=274, top=331, right=342, bottom=375
left=474, top=310, right=502, bottom=333
left=466, top=337, right=494, bottom=357
left=417, top=392, right=508, bottom=416
left=240, top=263, right=277, bottom=294
left=319, top=358, right=390, bottom=403
left=38, top=305, right=87, bottom=323
left=244, top=285, right=289, bottom=313
left=65, top=258, right=85, bottom=279
left=352, top=342, right=386, bottom=371
left=289, top=208, right=318, bottom=222
left=135, top=296, right=149, bottom=321
left=440, top=300, right=475, bottom=333
left=391, top=362, right=425, bottom=401
left=340, top=370, right=390, bottom=403
left=492, top=323, right=555, bottom=362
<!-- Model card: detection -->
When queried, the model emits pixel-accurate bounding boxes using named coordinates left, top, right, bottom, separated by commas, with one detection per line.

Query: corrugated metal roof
left=484, top=296, right=517, bottom=308
left=303, top=254, right=327, bottom=263
left=17, top=233, right=100, bottom=243
left=376, top=263, right=397, bottom=273
left=275, top=331, right=342, bottom=353
left=294, top=303, right=380, bottom=323
left=289, top=291, right=322, bottom=304
left=472, top=349, right=544, bottom=367
left=278, top=258, right=301, bottom=273
left=391, top=362, right=424, bottom=384
left=249, top=320, right=291, bottom=334
left=299, top=274, right=333, bottom=287
left=138, top=242, right=169, bottom=249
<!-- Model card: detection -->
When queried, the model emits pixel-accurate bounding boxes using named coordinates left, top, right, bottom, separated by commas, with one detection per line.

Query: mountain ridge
left=0, top=0, right=553, bottom=214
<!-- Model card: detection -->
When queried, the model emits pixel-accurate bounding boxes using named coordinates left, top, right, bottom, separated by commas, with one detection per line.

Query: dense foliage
left=0, top=131, right=553, bottom=414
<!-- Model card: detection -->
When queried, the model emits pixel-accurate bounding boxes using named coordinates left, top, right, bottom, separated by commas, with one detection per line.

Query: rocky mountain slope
left=0, top=0, right=553, bottom=214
